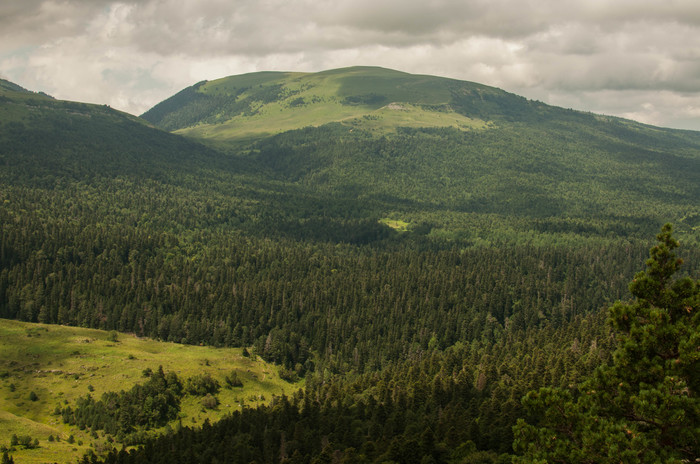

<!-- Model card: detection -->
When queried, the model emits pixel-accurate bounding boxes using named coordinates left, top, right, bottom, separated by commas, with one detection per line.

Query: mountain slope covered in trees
left=1, top=68, right=699, bottom=462
left=142, top=66, right=700, bottom=245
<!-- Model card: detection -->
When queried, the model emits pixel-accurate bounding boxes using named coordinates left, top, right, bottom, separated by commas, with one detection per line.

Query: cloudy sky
left=2, top=0, right=700, bottom=130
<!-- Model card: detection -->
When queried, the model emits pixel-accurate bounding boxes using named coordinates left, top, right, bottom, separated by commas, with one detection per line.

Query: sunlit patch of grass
left=379, top=218, right=411, bottom=232
left=0, top=319, right=302, bottom=463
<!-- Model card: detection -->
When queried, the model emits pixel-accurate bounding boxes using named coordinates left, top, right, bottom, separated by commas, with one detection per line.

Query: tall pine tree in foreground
left=513, top=224, right=699, bottom=463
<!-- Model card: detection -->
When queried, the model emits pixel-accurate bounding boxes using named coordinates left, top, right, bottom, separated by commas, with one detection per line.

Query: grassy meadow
left=0, top=319, right=302, bottom=463
left=152, top=67, right=489, bottom=141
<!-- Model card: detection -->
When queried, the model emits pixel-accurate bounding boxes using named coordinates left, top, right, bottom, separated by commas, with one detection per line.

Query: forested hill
left=142, top=66, right=700, bottom=244
left=0, top=80, right=234, bottom=184
left=1, top=72, right=699, bottom=463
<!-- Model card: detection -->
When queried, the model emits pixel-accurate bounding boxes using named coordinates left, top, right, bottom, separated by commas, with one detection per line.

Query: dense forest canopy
left=1, top=68, right=699, bottom=462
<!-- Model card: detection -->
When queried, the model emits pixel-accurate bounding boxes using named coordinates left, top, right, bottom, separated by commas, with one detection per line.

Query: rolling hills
left=1, top=68, right=699, bottom=462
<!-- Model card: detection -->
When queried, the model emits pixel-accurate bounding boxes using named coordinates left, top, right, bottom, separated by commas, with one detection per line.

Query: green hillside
left=141, top=66, right=700, bottom=245
left=0, top=319, right=300, bottom=464
left=0, top=80, right=235, bottom=184
left=141, top=67, right=496, bottom=140
left=1, top=71, right=699, bottom=463
left=0, top=79, right=32, bottom=94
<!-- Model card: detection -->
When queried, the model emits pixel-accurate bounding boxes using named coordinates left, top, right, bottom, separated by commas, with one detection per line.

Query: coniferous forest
left=0, top=69, right=698, bottom=463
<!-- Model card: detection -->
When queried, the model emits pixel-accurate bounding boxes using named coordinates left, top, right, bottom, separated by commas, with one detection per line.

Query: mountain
left=141, top=66, right=513, bottom=140
left=0, top=78, right=230, bottom=183
left=142, top=66, right=700, bottom=244
left=2, top=73, right=700, bottom=462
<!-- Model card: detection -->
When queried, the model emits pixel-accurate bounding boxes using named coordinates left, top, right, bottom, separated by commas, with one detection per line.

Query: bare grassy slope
left=141, top=66, right=494, bottom=140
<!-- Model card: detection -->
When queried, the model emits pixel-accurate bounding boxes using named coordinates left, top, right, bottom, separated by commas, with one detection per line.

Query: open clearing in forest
left=0, top=319, right=301, bottom=463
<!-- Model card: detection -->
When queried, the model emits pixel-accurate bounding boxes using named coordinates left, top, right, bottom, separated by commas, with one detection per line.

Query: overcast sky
left=2, top=0, right=700, bottom=130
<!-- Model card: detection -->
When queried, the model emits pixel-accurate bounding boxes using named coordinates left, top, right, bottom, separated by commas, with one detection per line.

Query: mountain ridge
left=140, top=66, right=557, bottom=141
left=141, top=66, right=692, bottom=142
left=1, top=70, right=699, bottom=244
left=138, top=66, right=700, bottom=243
left=1, top=69, right=700, bottom=464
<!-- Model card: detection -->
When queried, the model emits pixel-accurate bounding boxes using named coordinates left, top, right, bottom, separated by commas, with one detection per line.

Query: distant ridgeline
left=0, top=68, right=699, bottom=462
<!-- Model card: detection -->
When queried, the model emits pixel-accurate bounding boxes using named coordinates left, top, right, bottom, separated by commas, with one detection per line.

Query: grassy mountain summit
left=2, top=72, right=700, bottom=463
left=140, top=66, right=533, bottom=140
left=141, top=66, right=700, bottom=244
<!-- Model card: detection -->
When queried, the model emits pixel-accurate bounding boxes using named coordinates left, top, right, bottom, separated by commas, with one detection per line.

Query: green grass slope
left=0, top=319, right=300, bottom=464
left=140, top=66, right=502, bottom=140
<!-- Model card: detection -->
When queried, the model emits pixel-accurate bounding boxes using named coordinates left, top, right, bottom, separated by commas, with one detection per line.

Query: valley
left=0, top=67, right=698, bottom=463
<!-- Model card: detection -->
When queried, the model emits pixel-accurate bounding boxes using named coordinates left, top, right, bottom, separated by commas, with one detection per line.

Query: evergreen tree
left=513, top=224, right=699, bottom=463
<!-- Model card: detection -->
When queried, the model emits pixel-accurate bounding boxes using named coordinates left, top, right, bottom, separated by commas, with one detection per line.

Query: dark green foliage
left=513, top=224, right=699, bottom=463
left=93, top=319, right=610, bottom=463
left=224, top=371, right=244, bottom=388
left=250, top=123, right=699, bottom=240
left=28, top=391, right=38, bottom=401
left=61, top=366, right=182, bottom=436
left=9, top=435, right=37, bottom=450
left=1, top=451, right=13, bottom=464
left=278, top=366, right=298, bottom=383
left=78, top=226, right=696, bottom=464
left=2, top=73, right=700, bottom=462
left=201, top=394, right=218, bottom=410
left=184, top=373, right=220, bottom=396
left=341, top=93, right=387, bottom=106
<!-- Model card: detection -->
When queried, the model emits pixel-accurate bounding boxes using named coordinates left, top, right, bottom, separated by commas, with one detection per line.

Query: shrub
left=185, top=373, right=220, bottom=396
left=224, top=371, right=243, bottom=388
left=9, top=435, right=36, bottom=449
left=278, top=367, right=298, bottom=383
left=201, top=394, right=218, bottom=410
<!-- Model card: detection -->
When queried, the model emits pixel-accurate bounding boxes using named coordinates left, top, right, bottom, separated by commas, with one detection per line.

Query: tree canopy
left=514, top=224, right=699, bottom=463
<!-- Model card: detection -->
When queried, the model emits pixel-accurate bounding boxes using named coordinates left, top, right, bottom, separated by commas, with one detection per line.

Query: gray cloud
left=1, top=0, right=700, bottom=129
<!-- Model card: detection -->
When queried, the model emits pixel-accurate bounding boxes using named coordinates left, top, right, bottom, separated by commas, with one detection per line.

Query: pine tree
left=513, top=224, right=699, bottom=463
